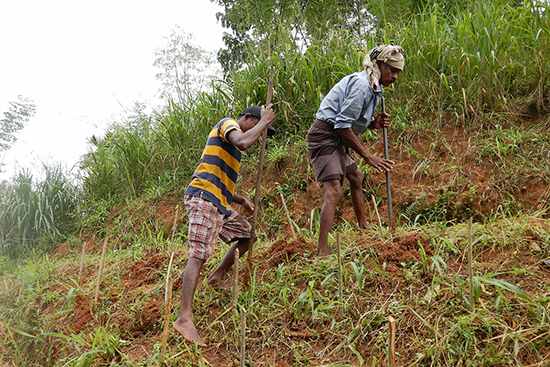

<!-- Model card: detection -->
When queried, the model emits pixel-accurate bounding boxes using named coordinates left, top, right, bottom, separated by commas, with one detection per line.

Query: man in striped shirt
left=174, top=104, right=275, bottom=347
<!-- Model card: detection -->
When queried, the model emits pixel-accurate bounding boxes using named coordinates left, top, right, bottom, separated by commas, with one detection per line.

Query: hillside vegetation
left=1, top=1, right=550, bottom=366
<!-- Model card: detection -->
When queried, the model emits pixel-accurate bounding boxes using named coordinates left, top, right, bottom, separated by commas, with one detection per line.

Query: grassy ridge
left=0, top=211, right=549, bottom=365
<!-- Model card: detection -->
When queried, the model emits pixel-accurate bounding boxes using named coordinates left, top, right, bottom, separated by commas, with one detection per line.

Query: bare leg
left=207, top=238, right=250, bottom=288
left=318, top=179, right=343, bottom=257
left=347, top=169, right=372, bottom=230
left=174, top=257, right=207, bottom=347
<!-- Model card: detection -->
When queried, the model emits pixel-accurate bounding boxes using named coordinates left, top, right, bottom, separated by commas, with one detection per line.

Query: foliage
left=399, top=0, right=550, bottom=120
left=212, top=0, right=530, bottom=74
left=0, top=96, right=36, bottom=169
left=0, top=165, right=77, bottom=257
left=153, top=26, right=220, bottom=107
left=213, top=0, right=376, bottom=73
left=368, top=0, right=525, bottom=25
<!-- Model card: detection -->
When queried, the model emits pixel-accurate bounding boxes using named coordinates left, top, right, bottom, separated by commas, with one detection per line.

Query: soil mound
left=360, top=231, right=433, bottom=274
left=264, top=237, right=316, bottom=266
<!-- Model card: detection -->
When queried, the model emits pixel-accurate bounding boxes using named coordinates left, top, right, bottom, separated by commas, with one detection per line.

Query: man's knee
left=236, top=237, right=251, bottom=252
left=348, top=169, right=364, bottom=187
left=324, top=181, right=343, bottom=203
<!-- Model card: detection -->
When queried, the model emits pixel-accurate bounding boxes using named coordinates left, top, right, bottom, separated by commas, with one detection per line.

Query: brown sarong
left=306, top=119, right=358, bottom=182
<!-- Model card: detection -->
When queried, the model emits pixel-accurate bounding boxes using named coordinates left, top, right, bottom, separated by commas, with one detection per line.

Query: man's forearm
left=337, top=127, right=394, bottom=172
left=336, top=128, right=375, bottom=161
left=232, top=193, right=245, bottom=205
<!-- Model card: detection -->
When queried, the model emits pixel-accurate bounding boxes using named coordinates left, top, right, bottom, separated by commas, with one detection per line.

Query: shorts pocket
left=189, top=215, right=212, bottom=229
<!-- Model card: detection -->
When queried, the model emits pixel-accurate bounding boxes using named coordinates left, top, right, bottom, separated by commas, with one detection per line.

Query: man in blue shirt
left=307, top=44, right=405, bottom=257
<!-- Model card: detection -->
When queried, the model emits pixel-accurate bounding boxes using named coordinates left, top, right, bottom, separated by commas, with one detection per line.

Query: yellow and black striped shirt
left=185, top=118, right=243, bottom=215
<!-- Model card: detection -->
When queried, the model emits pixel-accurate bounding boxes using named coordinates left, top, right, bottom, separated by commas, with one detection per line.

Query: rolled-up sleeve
left=316, top=72, right=379, bottom=135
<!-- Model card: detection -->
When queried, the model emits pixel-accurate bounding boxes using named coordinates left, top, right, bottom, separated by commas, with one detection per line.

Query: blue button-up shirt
left=315, top=71, right=383, bottom=135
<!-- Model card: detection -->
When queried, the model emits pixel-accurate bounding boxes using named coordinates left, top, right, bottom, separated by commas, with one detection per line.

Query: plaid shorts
left=184, top=194, right=252, bottom=260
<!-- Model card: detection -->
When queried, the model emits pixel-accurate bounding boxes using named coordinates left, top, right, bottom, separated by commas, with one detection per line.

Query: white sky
left=0, top=0, right=225, bottom=181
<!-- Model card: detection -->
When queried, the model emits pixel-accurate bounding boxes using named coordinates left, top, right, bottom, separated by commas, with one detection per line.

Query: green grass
left=2, top=212, right=549, bottom=365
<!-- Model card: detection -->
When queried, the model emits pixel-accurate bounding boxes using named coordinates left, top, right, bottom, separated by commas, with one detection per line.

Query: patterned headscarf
left=363, top=44, right=405, bottom=91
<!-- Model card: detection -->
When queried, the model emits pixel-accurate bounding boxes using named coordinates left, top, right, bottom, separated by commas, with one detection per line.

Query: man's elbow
left=234, top=140, right=252, bottom=151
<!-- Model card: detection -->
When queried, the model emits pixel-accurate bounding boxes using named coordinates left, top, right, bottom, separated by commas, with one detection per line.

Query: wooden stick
left=388, top=316, right=396, bottom=367
left=462, top=87, right=468, bottom=123
left=161, top=278, right=173, bottom=364
left=249, top=74, right=274, bottom=262
left=233, top=248, right=240, bottom=310
left=336, top=233, right=344, bottom=314
left=78, top=240, right=86, bottom=285
left=160, top=252, right=175, bottom=364
left=94, top=237, right=108, bottom=303
left=468, top=217, right=475, bottom=310
left=240, top=306, right=247, bottom=367
left=170, top=205, right=179, bottom=243
left=381, top=96, right=393, bottom=230
left=279, top=192, right=296, bottom=239
left=371, top=196, right=385, bottom=239
left=165, top=252, right=175, bottom=302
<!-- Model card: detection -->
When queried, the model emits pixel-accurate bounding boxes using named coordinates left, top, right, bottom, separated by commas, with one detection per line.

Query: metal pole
left=381, top=96, right=393, bottom=228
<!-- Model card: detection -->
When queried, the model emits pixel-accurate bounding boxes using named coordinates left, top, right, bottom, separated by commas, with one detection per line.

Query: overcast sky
left=0, top=0, right=224, bottom=181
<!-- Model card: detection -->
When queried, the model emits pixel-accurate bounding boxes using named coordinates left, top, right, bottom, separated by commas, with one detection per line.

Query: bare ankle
left=207, top=277, right=229, bottom=289
left=359, top=222, right=372, bottom=230
left=173, top=315, right=206, bottom=347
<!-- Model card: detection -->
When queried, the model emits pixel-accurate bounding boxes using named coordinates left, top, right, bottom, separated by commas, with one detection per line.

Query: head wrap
left=363, top=44, right=405, bottom=91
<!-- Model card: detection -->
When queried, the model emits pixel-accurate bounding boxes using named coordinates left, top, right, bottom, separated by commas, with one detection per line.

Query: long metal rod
left=381, top=96, right=393, bottom=227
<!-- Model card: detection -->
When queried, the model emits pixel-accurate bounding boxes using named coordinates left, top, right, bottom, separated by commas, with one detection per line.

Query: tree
left=0, top=96, right=36, bottom=172
left=213, top=0, right=375, bottom=73
left=153, top=26, right=219, bottom=107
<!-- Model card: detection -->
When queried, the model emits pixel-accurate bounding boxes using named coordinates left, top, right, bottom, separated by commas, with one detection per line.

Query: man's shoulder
left=333, top=72, right=370, bottom=93
left=347, top=71, right=370, bottom=87
left=214, top=117, right=237, bottom=129
left=220, top=117, right=238, bottom=124
left=212, top=117, right=242, bottom=145
left=213, top=117, right=240, bottom=134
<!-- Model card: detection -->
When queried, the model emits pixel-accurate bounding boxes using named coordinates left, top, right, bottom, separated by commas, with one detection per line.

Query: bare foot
left=358, top=222, right=372, bottom=231
left=206, top=277, right=230, bottom=289
left=317, top=252, right=330, bottom=259
left=173, top=316, right=206, bottom=347
left=307, top=252, right=338, bottom=266
left=317, top=248, right=330, bottom=258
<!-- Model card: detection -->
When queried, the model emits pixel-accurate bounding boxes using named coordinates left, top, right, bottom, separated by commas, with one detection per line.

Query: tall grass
left=80, top=102, right=211, bottom=201
left=400, top=0, right=550, bottom=121
left=0, top=165, right=77, bottom=257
